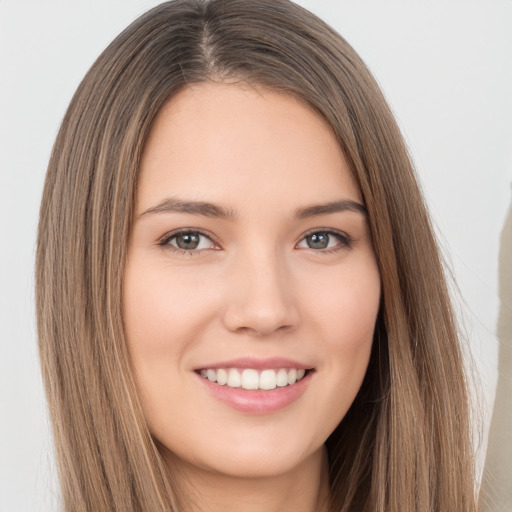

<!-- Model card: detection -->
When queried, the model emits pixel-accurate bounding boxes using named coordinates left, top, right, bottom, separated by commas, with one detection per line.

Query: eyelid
left=156, top=227, right=354, bottom=254
left=157, top=228, right=220, bottom=252
left=296, top=228, right=354, bottom=251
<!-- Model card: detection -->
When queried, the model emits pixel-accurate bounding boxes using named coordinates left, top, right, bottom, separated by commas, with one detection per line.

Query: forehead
left=137, top=82, right=362, bottom=213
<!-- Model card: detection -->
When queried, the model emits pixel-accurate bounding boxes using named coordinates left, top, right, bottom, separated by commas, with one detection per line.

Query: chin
left=160, top=431, right=324, bottom=481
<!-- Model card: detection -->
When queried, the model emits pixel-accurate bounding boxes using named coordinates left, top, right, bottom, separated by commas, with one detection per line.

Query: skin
left=123, top=82, right=381, bottom=512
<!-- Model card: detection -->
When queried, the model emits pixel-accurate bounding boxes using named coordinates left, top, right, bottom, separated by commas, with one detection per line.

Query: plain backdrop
left=1, top=1, right=511, bottom=511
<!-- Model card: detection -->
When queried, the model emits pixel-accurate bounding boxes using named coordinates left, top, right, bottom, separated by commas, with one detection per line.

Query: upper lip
left=194, top=357, right=313, bottom=371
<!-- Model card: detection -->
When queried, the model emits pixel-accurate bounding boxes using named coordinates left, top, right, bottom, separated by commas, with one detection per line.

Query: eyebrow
left=139, top=197, right=367, bottom=220
left=140, top=197, right=238, bottom=220
left=295, top=200, right=367, bottom=218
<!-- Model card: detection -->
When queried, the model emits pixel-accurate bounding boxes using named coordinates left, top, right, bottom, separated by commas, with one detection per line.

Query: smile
left=199, top=368, right=307, bottom=390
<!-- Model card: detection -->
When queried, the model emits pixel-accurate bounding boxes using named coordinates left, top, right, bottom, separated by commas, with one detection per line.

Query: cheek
left=301, top=256, right=380, bottom=402
left=122, top=260, right=210, bottom=432
left=123, top=261, right=219, bottom=359
left=302, top=254, right=381, bottom=342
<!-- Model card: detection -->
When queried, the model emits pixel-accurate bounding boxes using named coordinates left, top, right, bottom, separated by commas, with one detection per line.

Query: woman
left=36, top=0, right=477, bottom=510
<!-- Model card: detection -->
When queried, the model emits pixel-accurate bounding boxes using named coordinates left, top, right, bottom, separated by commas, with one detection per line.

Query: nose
left=221, top=250, right=299, bottom=337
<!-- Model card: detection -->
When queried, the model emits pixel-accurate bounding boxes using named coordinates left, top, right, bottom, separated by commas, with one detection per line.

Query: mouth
left=197, top=367, right=310, bottom=391
left=194, top=358, right=315, bottom=413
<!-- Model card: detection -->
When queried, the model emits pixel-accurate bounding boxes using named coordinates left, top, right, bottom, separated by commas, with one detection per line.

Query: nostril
left=221, top=271, right=300, bottom=336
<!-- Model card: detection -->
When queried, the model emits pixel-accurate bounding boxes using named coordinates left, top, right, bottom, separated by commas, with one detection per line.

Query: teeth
left=276, top=368, right=288, bottom=387
left=227, top=368, right=242, bottom=388
left=241, top=369, right=259, bottom=390
left=259, top=369, right=277, bottom=390
left=216, top=368, right=228, bottom=385
left=199, top=367, right=308, bottom=390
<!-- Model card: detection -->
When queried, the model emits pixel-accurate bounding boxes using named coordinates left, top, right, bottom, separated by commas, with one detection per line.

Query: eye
left=159, top=230, right=217, bottom=252
left=296, top=230, right=352, bottom=251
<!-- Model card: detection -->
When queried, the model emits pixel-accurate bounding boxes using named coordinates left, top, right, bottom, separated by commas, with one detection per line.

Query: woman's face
left=123, top=82, right=381, bottom=480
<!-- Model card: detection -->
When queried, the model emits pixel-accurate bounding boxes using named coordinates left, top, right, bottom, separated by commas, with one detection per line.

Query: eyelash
left=299, top=228, right=354, bottom=253
left=157, top=228, right=219, bottom=255
left=157, top=228, right=354, bottom=255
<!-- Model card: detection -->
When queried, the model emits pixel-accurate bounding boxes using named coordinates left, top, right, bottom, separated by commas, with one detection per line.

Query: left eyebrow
left=139, top=197, right=238, bottom=220
left=295, top=200, right=367, bottom=219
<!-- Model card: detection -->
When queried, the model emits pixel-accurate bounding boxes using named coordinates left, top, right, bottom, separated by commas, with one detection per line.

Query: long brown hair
left=36, top=1, right=477, bottom=510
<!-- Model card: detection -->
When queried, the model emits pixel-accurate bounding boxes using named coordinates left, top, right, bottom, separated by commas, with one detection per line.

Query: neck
left=166, top=446, right=330, bottom=512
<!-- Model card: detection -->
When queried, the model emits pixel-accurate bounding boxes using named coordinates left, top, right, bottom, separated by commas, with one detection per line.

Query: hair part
left=36, top=1, right=477, bottom=510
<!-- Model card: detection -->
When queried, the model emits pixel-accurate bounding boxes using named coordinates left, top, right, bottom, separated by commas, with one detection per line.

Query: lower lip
left=196, top=371, right=313, bottom=414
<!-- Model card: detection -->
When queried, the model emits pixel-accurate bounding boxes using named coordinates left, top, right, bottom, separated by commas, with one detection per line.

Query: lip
left=194, top=357, right=314, bottom=414
left=194, top=356, right=312, bottom=371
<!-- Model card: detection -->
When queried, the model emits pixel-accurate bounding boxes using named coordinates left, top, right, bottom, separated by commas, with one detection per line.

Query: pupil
left=307, top=233, right=329, bottom=249
left=176, top=233, right=200, bottom=250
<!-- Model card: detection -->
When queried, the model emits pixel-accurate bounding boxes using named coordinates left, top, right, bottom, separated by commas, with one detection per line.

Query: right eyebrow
left=139, top=197, right=238, bottom=221
left=295, top=199, right=367, bottom=219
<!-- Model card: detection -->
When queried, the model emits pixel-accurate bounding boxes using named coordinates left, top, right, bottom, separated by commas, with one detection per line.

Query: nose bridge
left=222, top=244, right=298, bottom=336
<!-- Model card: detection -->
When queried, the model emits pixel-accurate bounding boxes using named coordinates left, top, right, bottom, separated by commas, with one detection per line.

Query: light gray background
left=1, top=1, right=511, bottom=511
